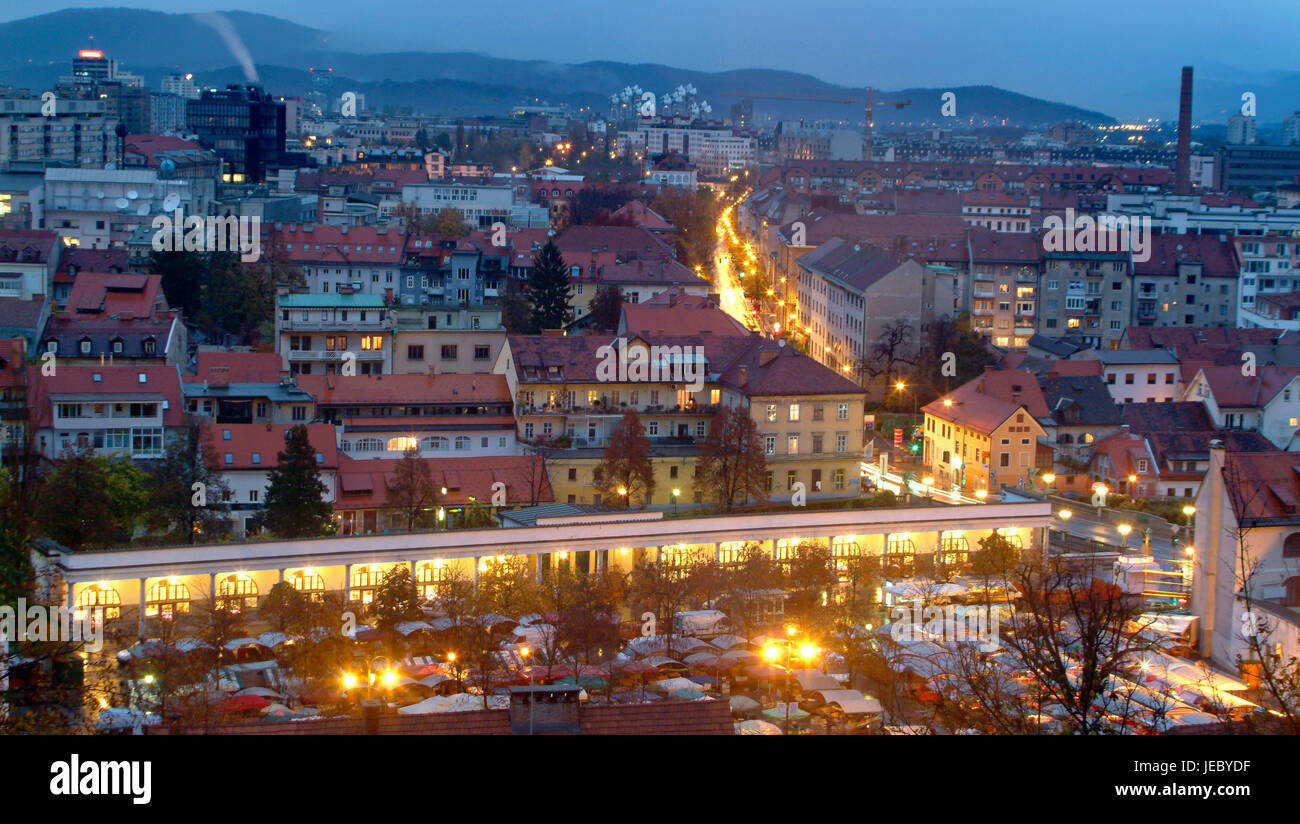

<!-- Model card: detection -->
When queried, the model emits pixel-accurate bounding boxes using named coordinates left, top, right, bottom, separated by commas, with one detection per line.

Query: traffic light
left=909, top=441, right=920, bottom=453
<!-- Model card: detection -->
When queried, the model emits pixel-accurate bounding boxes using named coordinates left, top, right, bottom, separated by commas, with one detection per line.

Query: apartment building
left=29, top=363, right=185, bottom=460
left=182, top=351, right=315, bottom=424
left=968, top=230, right=1041, bottom=350
left=400, top=180, right=516, bottom=229
left=41, top=272, right=187, bottom=365
left=38, top=167, right=213, bottom=250
left=922, top=374, right=1050, bottom=494
left=271, top=224, right=406, bottom=297
left=1039, top=249, right=1129, bottom=347
left=0, top=94, right=120, bottom=168
left=391, top=305, right=506, bottom=374
left=961, top=191, right=1031, bottom=232
left=1081, top=348, right=1181, bottom=404
left=297, top=373, right=517, bottom=460
left=0, top=229, right=61, bottom=300
left=1180, top=364, right=1300, bottom=449
left=1131, top=233, right=1240, bottom=335
left=1235, top=234, right=1300, bottom=328
left=204, top=422, right=339, bottom=536
left=793, top=238, right=949, bottom=374
left=276, top=291, right=392, bottom=376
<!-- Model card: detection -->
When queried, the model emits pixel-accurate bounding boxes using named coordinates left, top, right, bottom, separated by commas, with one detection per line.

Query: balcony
left=972, top=287, right=995, bottom=298
left=281, top=319, right=392, bottom=332
left=287, top=349, right=385, bottom=361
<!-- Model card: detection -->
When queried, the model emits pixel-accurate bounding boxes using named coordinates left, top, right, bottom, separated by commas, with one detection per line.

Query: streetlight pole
left=521, top=645, right=533, bottom=735
left=672, top=487, right=680, bottom=515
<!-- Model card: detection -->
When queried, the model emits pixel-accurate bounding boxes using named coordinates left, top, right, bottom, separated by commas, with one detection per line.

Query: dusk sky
left=0, top=0, right=1296, bottom=117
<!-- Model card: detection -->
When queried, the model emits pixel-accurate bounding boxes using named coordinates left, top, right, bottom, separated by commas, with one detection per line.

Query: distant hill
left=0, top=8, right=1117, bottom=125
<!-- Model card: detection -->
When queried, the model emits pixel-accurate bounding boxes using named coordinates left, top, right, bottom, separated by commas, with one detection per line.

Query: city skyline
left=0, top=1, right=1296, bottom=119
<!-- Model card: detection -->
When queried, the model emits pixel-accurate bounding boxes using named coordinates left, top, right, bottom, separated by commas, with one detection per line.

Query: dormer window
left=143, top=338, right=156, bottom=356
left=79, top=338, right=92, bottom=355
left=46, top=340, right=57, bottom=354
left=111, top=338, right=124, bottom=355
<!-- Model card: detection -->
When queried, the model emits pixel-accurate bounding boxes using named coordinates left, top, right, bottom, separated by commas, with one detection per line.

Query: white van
left=674, top=610, right=730, bottom=639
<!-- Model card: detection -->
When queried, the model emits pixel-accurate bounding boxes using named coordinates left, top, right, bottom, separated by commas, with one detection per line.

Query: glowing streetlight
left=1059, top=508, right=1072, bottom=520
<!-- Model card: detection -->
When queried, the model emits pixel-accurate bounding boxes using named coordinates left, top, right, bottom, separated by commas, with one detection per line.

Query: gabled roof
left=922, top=378, right=1028, bottom=434
left=969, top=368, right=1050, bottom=418
left=1222, top=451, right=1300, bottom=522
left=269, top=224, right=406, bottom=264
left=1191, top=365, right=1300, bottom=408
left=1040, top=375, right=1122, bottom=426
left=796, top=238, right=912, bottom=293
left=716, top=341, right=864, bottom=397
left=61, top=272, right=168, bottom=320
left=1120, top=401, right=1215, bottom=434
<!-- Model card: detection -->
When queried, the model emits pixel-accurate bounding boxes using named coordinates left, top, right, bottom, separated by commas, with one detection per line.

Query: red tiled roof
left=298, top=373, right=511, bottom=406
left=622, top=302, right=750, bottom=338
left=1223, top=451, right=1300, bottom=521
left=0, top=230, right=60, bottom=265
left=62, top=272, right=168, bottom=319
left=922, top=377, right=1028, bottom=434
left=268, top=225, right=406, bottom=264
left=186, top=351, right=286, bottom=384
left=1133, top=234, right=1239, bottom=278
left=203, top=423, right=339, bottom=470
left=30, top=364, right=185, bottom=427
left=124, top=135, right=202, bottom=165
left=333, top=454, right=552, bottom=509
left=1193, top=365, right=1300, bottom=408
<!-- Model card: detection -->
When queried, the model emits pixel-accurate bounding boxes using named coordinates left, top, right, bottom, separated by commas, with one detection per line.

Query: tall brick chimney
left=1175, top=66, right=1194, bottom=196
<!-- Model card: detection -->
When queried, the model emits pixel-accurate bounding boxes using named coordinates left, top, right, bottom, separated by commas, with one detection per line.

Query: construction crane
left=720, top=88, right=912, bottom=159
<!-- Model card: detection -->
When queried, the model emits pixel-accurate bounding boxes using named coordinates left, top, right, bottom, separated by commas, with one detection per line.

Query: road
left=713, top=202, right=762, bottom=332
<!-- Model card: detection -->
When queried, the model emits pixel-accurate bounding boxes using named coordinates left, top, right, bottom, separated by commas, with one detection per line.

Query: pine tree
left=528, top=240, right=573, bottom=331
left=148, top=421, right=232, bottom=543
left=588, top=283, right=624, bottom=333
left=259, top=425, right=333, bottom=538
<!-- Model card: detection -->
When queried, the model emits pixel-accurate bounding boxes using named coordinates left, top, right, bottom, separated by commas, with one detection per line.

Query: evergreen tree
left=148, top=421, right=232, bottom=543
left=528, top=240, right=573, bottom=330
left=501, top=277, right=538, bottom=334
left=37, top=446, right=116, bottom=550
left=259, top=425, right=333, bottom=538
left=588, top=283, right=624, bottom=333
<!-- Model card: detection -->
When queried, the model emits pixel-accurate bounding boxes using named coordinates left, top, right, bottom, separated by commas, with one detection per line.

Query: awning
left=814, top=689, right=882, bottom=715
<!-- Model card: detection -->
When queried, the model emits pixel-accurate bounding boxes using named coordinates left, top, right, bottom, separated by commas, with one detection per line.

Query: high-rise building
left=1227, top=114, right=1257, bottom=145
left=186, top=85, right=286, bottom=183
left=0, top=93, right=120, bottom=167
left=150, top=92, right=186, bottom=135
left=161, top=73, right=200, bottom=101
left=70, top=49, right=116, bottom=82
left=57, top=80, right=152, bottom=134
left=730, top=99, right=753, bottom=130
left=1283, top=112, right=1300, bottom=146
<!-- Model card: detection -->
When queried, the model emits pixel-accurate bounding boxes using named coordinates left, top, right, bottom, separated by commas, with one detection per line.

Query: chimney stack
left=1176, top=66, right=1194, bottom=196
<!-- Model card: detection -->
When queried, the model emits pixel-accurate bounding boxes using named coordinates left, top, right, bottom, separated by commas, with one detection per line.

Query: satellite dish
left=126, top=190, right=138, bottom=200
left=114, top=197, right=129, bottom=210
left=96, top=191, right=106, bottom=199
left=160, top=158, right=176, bottom=175
left=136, top=203, right=149, bottom=216
left=162, top=193, right=181, bottom=212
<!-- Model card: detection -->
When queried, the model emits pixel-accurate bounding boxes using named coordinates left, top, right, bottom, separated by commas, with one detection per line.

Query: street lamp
left=618, top=486, right=629, bottom=508
left=763, top=638, right=818, bottom=735
left=1117, top=523, right=1133, bottom=550
left=672, top=487, right=681, bottom=514
left=1042, top=472, right=1055, bottom=495
left=520, top=645, right=534, bottom=735
left=922, top=476, right=934, bottom=501
left=342, top=656, right=397, bottom=703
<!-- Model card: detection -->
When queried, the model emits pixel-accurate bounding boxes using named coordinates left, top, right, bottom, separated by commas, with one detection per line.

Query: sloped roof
left=202, top=423, right=339, bottom=470
left=333, top=454, right=552, bottom=509
left=30, top=364, right=185, bottom=427
left=298, top=373, right=510, bottom=406
left=186, top=351, right=286, bottom=384
left=1223, top=451, right=1300, bottom=522
left=1120, top=401, right=1215, bottom=434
